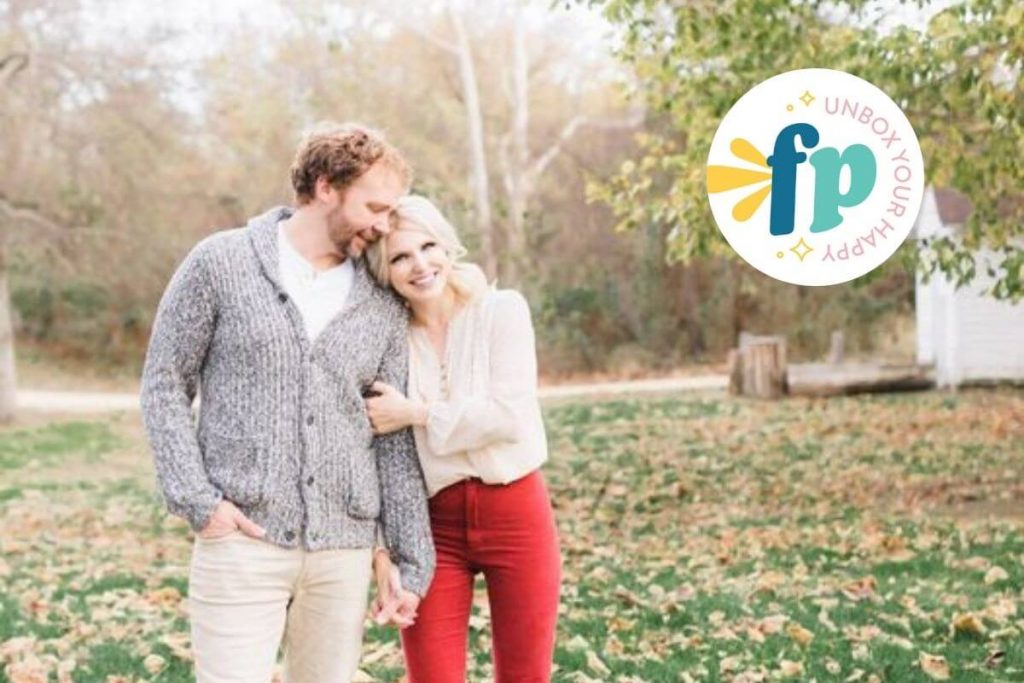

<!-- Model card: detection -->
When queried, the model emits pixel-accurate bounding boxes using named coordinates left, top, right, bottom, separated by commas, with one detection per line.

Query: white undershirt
left=277, top=224, right=355, bottom=341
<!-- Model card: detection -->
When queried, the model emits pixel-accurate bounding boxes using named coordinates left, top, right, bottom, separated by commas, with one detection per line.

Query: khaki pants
left=188, top=531, right=372, bottom=683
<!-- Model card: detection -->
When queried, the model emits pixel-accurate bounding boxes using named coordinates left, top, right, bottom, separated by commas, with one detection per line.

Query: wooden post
left=727, top=332, right=788, bottom=399
left=827, top=330, right=845, bottom=365
left=727, top=349, right=742, bottom=395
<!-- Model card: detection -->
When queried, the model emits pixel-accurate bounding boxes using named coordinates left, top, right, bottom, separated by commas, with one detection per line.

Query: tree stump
left=727, top=333, right=788, bottom=399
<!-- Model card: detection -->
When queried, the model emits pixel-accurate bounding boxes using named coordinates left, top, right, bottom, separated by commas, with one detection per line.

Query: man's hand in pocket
left=198, top=500, right=266, bottom=539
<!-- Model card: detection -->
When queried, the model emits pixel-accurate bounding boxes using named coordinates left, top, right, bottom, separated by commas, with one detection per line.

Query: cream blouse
left=407, top=288, right=548, bottom=497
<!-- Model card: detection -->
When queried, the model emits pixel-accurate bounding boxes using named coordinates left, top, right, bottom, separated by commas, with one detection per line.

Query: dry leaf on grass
left=584, top=650, right=610, bottom=676
left=984, top=566, right=1009, bottom=585
left=786, top=623, right=814, bottom=647
left=778, top=659, right=803, bottom=678
left=952, top=613, right=986, bottom=635
left=920, top=652, right=951, bottom=680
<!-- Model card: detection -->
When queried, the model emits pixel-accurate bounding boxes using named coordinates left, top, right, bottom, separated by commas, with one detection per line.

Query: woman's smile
left=409, top=270, right=440, bottom=288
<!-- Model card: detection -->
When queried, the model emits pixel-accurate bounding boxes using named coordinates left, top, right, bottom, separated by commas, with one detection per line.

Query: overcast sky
left=75, top=0, right=961, bottom=69
left=69, top=0, right=962, bottom=118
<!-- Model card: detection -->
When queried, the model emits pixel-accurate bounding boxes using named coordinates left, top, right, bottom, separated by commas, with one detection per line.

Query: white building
left=913, top=187, right=1024, bottom=388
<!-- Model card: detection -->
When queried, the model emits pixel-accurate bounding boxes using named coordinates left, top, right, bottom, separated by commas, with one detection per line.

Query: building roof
left=933, top=187, right=972, bottom=225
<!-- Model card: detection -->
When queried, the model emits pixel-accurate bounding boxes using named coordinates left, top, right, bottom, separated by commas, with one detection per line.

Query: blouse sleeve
left=424, top=290, right=539, bottom=456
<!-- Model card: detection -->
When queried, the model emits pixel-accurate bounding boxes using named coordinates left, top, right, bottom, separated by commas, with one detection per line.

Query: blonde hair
left=366, top=195, right=490, bottom=305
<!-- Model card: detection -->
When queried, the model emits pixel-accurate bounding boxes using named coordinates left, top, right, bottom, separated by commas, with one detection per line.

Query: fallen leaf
left=361, top=641, right=398, bottom=666
left=565, top=635, right=590, bottom=652
left=841, top=576, right=878, bottom=601
left=984, top=566, right=1009, bottom=585
left=585, top=650, right=610, bottom=676
left=984, top=650, right=1006, bottom=668
left=787, top=623, right=814, bottom=647
left=920, top=652, right=951, bottom=680
left=952, top=613, right=986, bottom=635
left=143, top=653, right=165, bottom=675
left=6, top=658, right=48, bottom=683
left=779, top=659, right=803, bottom=678
left=720, top=655, right=742, bottom=673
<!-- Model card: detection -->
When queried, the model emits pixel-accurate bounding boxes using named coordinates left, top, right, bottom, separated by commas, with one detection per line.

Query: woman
left=363, top=195, right=561, bottom=682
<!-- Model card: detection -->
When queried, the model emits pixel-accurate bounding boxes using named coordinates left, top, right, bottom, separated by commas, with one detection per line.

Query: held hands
left=364, top=382, right=428, bottom=435
left=198, top=500, right=267, bottom=539
left=370, top=549, right=421, bottom=628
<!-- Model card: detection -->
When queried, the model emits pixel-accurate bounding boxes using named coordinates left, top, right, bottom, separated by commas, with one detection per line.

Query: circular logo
left=706, top=68, right=924, bottom=286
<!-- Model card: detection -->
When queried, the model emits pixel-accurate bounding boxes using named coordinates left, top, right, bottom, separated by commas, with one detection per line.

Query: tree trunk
left=681, top=263, right=705, bottom=360
left=0, top=53, right=28, bottom=423
left=0, top=245, right=17, bottom=423
left=449, top=8, right=497, bottom=280
left=502, top=7, right=530, bottom=284
left=730, top=261, right=745, bottom=347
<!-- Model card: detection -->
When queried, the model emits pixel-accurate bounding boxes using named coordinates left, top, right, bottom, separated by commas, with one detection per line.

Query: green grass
left=0, top=420, right=121, bottom=469
left=0, top=389, right=1022, bottom=681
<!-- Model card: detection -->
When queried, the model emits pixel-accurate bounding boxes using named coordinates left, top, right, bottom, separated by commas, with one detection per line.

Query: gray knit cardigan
left=140, top=206, right=435, bottom=595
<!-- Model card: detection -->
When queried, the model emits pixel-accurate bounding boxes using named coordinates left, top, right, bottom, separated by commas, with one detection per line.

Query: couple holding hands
left=140, top=122, right=561, bottom=682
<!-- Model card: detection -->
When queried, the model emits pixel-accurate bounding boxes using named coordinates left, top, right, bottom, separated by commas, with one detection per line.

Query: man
left=140, top=122, right=434, bottom=683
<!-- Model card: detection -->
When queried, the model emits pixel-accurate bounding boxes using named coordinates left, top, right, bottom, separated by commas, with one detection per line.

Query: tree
left=405, top=4, right=499, bottom=278
left=497, top=3, right=643, bottom=281
left=586, top=0, right=1024, bottom=300
left=0, top=51, right=30, bottom=420
left=0, top=0, right=212, bottom=419
left=342, top=0, right=640, bottom=282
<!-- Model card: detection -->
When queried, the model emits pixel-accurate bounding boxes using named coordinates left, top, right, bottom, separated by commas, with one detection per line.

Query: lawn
left=1, top=389, right=1022, bottom=682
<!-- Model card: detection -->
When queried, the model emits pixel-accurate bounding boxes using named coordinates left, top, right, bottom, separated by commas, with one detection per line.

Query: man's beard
left=326, top=215, right=356, bottom=258
left=346, top=235, right=370, bottom=259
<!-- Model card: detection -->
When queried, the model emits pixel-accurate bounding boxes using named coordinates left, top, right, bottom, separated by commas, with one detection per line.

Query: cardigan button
left=278, top=292, right=288, bottom=303
left=284, top=530, right=296, bottom=542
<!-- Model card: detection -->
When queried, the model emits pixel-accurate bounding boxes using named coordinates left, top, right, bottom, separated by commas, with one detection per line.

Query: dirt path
left=538, top=374, right=727, bottom=399
left=16, top=390, right=143, bottom=414
left=15, top=374, right=728, bottom=414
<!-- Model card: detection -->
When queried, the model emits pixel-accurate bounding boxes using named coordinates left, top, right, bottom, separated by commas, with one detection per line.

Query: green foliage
left=587, top=0, right=1024, bottom=300
left=0, top=420, right=121, bottom=469
left=535, top=283, right=632, bottom=373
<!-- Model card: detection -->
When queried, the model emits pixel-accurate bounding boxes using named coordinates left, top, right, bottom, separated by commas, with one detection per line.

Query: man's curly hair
left=289, top=122, right=411, bottom=204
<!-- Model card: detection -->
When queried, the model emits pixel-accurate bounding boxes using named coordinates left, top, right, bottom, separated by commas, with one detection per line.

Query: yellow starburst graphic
left=706, top=138, right=772, bottom=222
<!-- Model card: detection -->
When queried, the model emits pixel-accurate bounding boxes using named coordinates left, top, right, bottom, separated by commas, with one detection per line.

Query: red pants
left=401, top=470, right=562, bottom=682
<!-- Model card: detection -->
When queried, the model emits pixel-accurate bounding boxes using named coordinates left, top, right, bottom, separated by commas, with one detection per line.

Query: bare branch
left=5, top=234, right=77, bottom=274
left=0, top=194, right=67, bottom=238
left=410, top=25, right=459, bottom=54
left=527, top=110, right=645, bottom=182
left=0, top=52, right=29, bottom=87
left=497, top=132, right=514, bottom=199
left=401, top=13, right=458, bottom=55
left=527, top=115, right=585, bottom=182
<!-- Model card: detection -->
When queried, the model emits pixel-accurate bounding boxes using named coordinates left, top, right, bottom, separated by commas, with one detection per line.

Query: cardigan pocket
left=202, top=430, right=268, bottom=507
left=346, top=455, right=381, bottom=519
